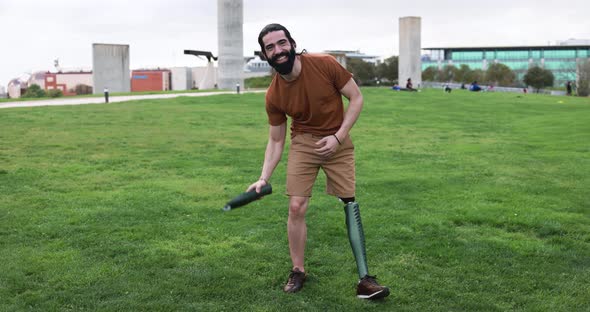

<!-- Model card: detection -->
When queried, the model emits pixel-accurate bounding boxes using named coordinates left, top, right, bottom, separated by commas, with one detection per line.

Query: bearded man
left=246, top=23, right=390, bottom=300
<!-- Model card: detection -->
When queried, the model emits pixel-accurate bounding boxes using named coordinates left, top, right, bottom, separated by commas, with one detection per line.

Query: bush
left=46, top=89, right=63, bottom=98
left=22, top=84, right=45, bottom=98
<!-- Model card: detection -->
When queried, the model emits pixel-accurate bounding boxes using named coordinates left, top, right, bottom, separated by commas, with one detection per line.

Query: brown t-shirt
left=265, top=53, right=353, bottom=137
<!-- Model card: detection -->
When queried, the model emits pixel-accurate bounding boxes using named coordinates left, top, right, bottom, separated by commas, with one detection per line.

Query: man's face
left=262, top=30, right=296, bottom=75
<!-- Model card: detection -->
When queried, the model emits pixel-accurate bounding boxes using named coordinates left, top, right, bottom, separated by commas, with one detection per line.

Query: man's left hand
left=314, top=135, right=340, bottom=157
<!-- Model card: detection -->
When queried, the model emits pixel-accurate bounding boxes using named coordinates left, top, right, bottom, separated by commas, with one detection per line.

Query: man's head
left=258, top=23, right=297, bottom=75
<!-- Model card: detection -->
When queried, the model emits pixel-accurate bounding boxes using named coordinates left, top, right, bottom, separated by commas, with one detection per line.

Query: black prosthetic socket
left=339, top=197, right=356, bottom=204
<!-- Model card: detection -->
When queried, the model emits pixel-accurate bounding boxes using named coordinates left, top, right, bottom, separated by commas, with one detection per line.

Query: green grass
left=1, top=88, right=589, bottom=311
left=0, top=89, right=226, bottom=103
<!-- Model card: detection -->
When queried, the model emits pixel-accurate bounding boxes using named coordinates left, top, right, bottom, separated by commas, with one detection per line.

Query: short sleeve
left=326, top=55, right=353, bottom=90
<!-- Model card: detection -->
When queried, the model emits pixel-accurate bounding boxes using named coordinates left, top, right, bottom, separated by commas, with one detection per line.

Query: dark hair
left=258, top=23, right=296, bottom=57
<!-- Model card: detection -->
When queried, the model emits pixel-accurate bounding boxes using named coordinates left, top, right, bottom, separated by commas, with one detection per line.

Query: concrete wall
left=217, top=0, right=244, bottom=90
left=399, top=17, right=422, bottom=87
left=92, top=43, right=130, bottom=94
left=170, top=67, right=193, bottom=91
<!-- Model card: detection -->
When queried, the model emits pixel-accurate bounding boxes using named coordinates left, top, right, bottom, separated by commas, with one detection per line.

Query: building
left=324, top=50, right=380, bottom=68
left=170, top=67, right=193, bottom=91
left=422, top=44, right=590, bottom=86
left=28, top=71, right=47, bottom=89
left=130, top=69, right=171, bottom=92
left=44, top=71, right=93, bottom=95
left=244, top=56, right=272, bottom=73
left=7, top=78, right=26, bottom=98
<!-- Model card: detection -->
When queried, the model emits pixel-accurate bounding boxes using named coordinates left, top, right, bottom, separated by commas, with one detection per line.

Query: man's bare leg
left=288, top=195, right=309, bottom=271
left=283, top=195, right=310, bottom=293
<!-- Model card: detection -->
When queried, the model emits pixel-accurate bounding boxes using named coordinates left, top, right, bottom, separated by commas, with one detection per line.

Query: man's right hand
left=246, top=179, right=268, bottom=193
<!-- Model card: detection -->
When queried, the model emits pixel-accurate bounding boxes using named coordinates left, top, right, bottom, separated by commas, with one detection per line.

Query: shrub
left=47, top=89, right=63, bottom=98
left=22, top=84, right=45, bottom=98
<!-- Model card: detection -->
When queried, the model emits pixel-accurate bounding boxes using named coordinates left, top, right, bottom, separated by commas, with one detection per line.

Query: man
left=246, top=23, right=389, bottom=300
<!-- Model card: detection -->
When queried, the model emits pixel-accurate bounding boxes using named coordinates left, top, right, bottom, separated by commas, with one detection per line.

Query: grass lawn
left=0, top=89, right=226, bottom=103
left=1, top=88, right=589, bottom=311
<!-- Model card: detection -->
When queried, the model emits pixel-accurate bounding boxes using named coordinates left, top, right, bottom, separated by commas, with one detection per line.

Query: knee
left=289, top=199, right=308, bottom=219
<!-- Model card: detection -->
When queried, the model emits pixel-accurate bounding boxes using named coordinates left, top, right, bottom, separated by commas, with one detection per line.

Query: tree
left=376, top=56, right=398, bottom=82
left=523, top=66, right=554, bottom=93
left=486, top=63, right=515, bottom=86
left=455, top=64, right=473, bottom=84
left=346, top=58, right=375, bottom=86
left=464, top=69, right=486, bottom=85
left=422, top=66, right=439, bottom=82
left=439, top=65, right=459, bottom=82
left=577, top=60, right=590, bottom=97
left=22, top=84, right=45, bottom=98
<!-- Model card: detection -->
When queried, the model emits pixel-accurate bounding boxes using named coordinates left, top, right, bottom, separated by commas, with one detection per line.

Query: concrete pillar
left=217, top=0, right=244, bottom=90
left=399, top=17, right=422, bottom=87
left=92, top=43, right=130, bottom=94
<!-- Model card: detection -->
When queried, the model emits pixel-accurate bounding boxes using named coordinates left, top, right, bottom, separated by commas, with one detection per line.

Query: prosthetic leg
left=342, top=199, right=368, bottom=278
left=342, top=198, right=390, bottom=299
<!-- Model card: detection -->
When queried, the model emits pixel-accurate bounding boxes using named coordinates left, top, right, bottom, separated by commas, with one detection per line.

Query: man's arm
left=247, top=122, right=287, bottom=193
left=315, top=78, right=364, bottom=157
left=335, top=77, right=364, bottom=141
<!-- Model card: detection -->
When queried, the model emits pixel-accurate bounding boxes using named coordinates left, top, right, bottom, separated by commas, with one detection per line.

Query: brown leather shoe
left=283, top=268, right=307, bottom=293
left=357, top=275, right=390, bottom=299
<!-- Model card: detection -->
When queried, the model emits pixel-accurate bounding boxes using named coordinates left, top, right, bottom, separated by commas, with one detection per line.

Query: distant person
left=405, top=78, right=418, bottom=92
left=523, top=88, right=528, bottom=94
left=460, top=83, right=466, bottom=90
left=469, top=81, right=481, bottom=92
left=391, top=83, right=401, bottom=91
left=444, top=84, right=452, bottom=93
left=566, top=81, right=572, bottom=96
left=487, top=85, right=494, bottom=92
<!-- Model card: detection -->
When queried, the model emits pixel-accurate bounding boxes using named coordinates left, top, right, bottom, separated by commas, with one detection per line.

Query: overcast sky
left=2, top=0, right=589, bottom=88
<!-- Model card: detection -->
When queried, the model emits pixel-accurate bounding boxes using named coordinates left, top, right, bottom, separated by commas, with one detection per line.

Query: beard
left=268, top=47, right=296, bottom=75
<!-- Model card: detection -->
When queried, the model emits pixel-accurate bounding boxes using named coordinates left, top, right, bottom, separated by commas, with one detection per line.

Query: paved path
left=0, top=90, right=266, bottom=109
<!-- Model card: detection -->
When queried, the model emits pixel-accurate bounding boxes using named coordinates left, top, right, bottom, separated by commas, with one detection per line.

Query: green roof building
left=422, top=44, right=590, bottom=86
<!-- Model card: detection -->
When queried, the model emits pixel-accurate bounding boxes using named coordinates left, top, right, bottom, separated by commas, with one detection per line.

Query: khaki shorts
left=287, top=133, right=355, bottom=198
